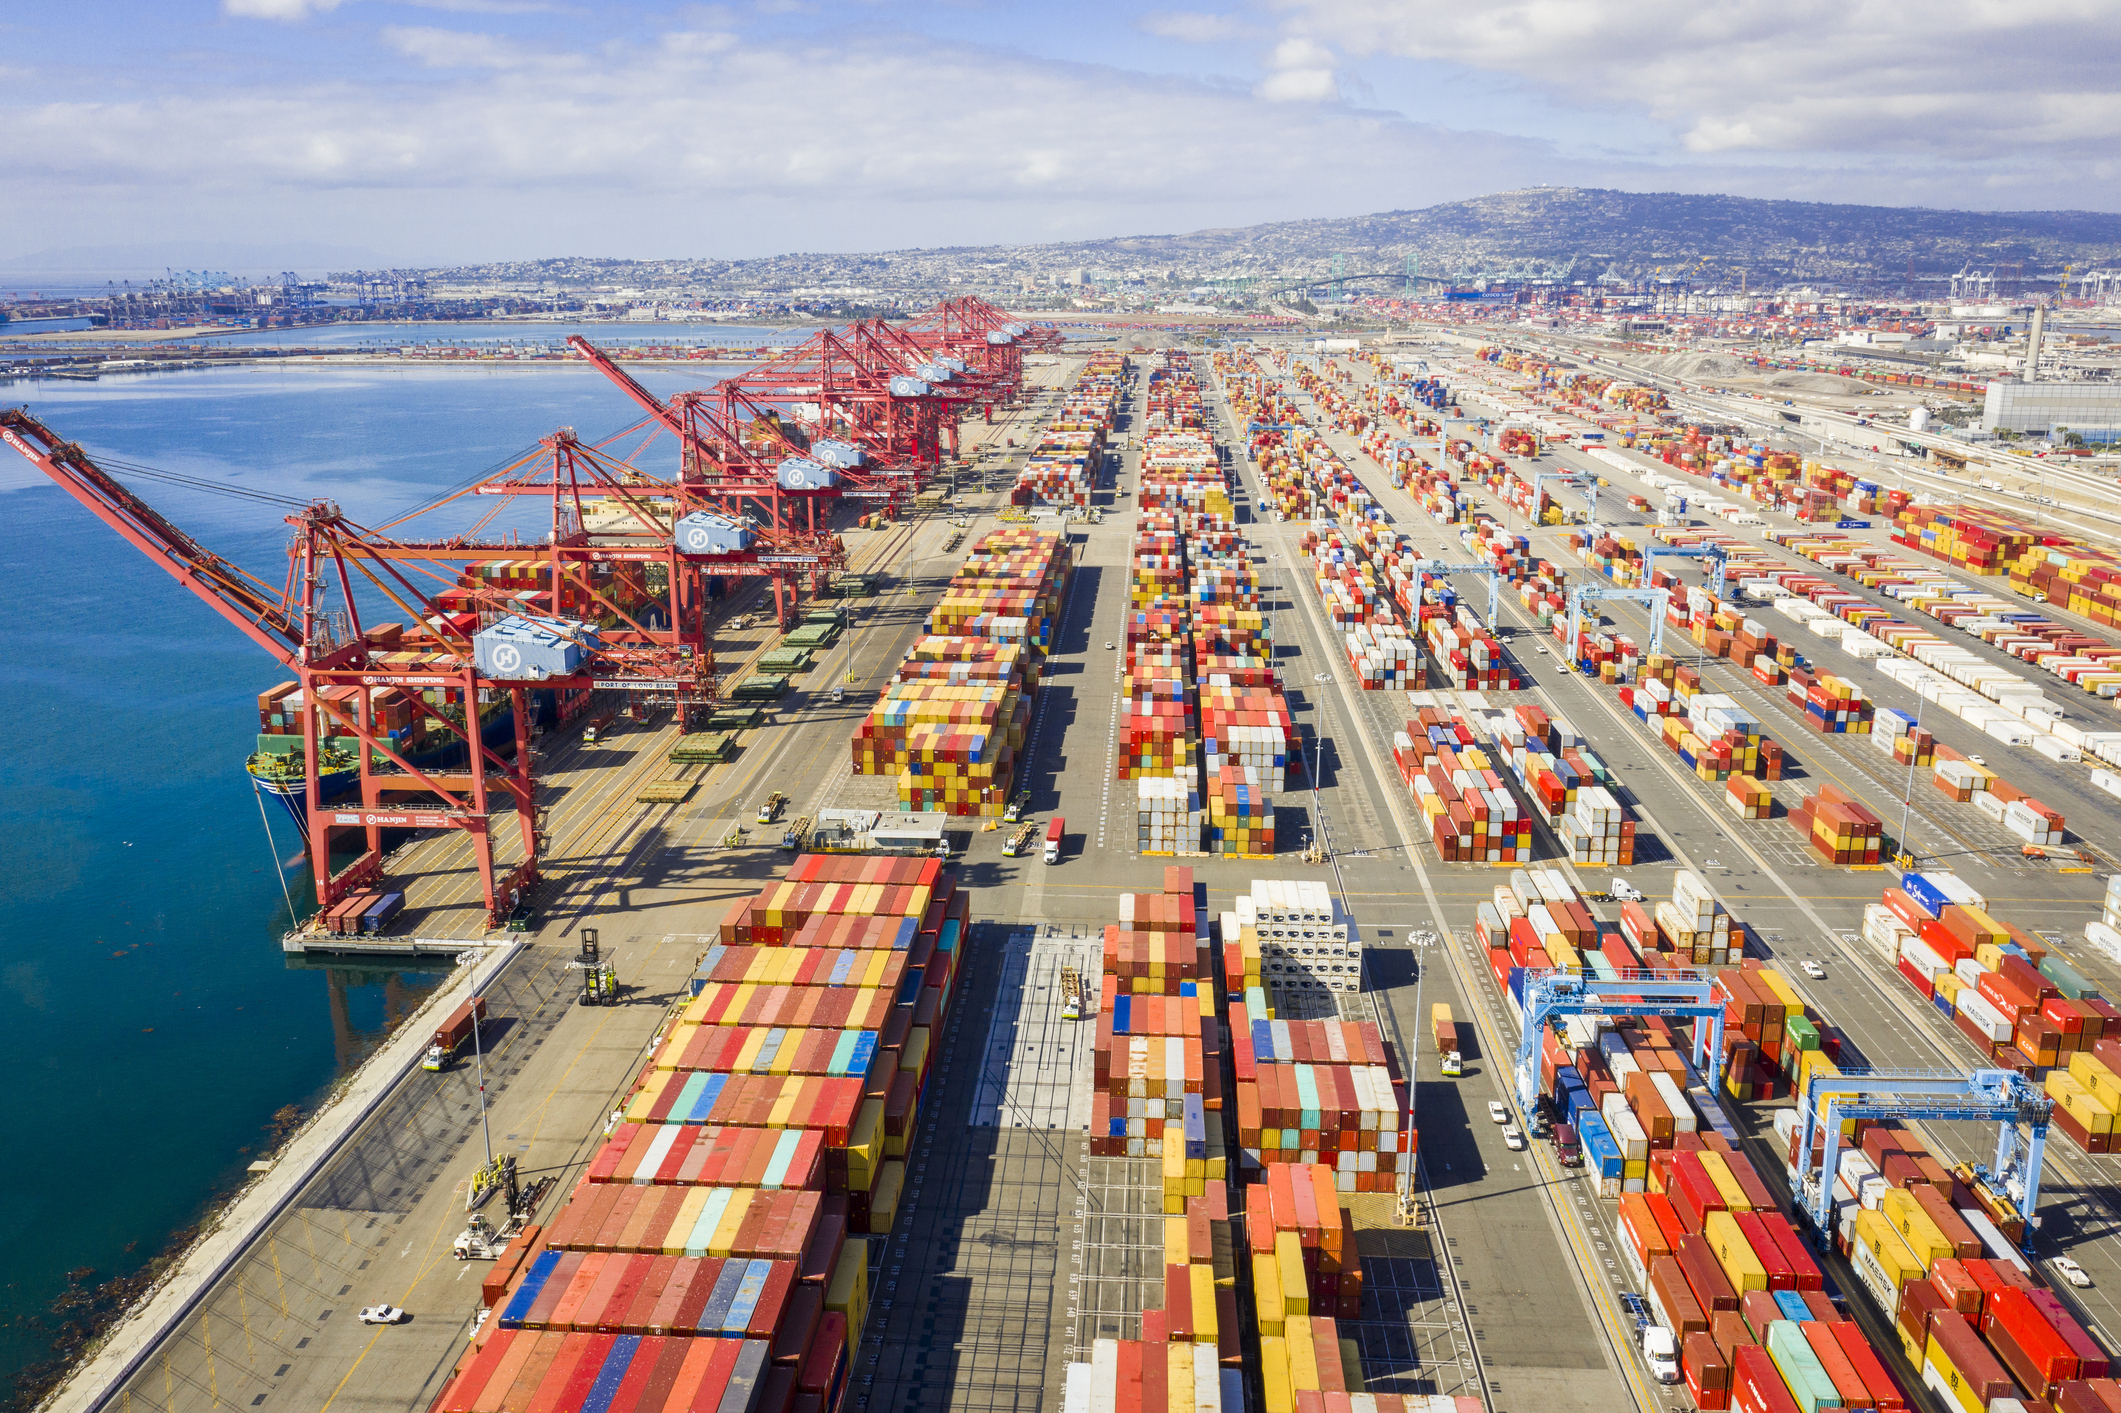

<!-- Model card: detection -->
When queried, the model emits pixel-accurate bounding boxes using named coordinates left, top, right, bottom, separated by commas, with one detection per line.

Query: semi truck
left=1431, top=1003, right=1462, bottom=1078
left=423, top=996, right=488, bottom=1072
left=1043, top=817, right=1065, bottom=864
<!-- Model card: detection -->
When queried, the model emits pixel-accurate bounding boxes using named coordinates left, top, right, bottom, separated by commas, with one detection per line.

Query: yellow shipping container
left=1753, top=968, right=1805, bottom=1013
left=1853, top=1208, right=1925, bottom=1289
left=1252, top=1253, right=1285, bottom=1334
left=1166, top=1346, right=1195, bottom=1413
left=869, top=1159, right=904, bottom=1236
left=1702, top=1210, right=1769, bottom=1293
left=1260, top=1338, right=1293, bottom=1413
left=2068, top=1053, right=2121, bottom=1116
left=1285, top=1317, right=1321, bottom=1392
left=1878, top=1189, right=1951, bottom=1269
left=825, top=1238, right=868, bottom=1354
left=1696, top=1152, right=1753, bottom=1213
left=1277, top=1231, right=1309, bottom=1317
left=1191, top=1265, right=1218, bottom=1345
left=2046, top=1069, right=2118, bottom=1134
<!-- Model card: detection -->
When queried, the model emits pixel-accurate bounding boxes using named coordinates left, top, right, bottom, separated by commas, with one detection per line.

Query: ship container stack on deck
left=430, top=854, right=971, bottom=1413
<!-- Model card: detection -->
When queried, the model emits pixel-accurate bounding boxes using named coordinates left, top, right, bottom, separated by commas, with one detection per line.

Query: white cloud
left=223, top=0, right=345, bottom=16
left=1258, top=67, right=1338, bottom=102
left=1139, top=11, right=1255, bottom=42
left=1272, top=0, right=2121, bottom=160
left=0, top=32, right=1500, bottom=204
left=381, top=26, right=555, bottom=69
left=1257, top=34, right=1338, bottom=102
left=404, top=0, right=581, bottom=13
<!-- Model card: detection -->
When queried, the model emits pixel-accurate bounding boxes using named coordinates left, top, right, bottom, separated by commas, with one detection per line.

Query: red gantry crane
left=0, top=408, right=814, bottom=933
left=564, top=335, right=851, bottom=625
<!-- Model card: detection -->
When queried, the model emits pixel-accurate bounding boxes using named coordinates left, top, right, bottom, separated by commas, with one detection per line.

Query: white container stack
left=2002, top=798, right=2063, bottom=846
left=1237, top=879, right=1362, bottom=997
left=1655, top=869, right=1735, bottom=964
left=1344, top=624, right=1420, bottom=690
left=1136, top=776, right=1203, bottom=853
left=1862, top=903, right=1914, bottom=958
left=1205, top=724, right=1287, bottom=792
left=1560, top=786, right=1625, bottom=865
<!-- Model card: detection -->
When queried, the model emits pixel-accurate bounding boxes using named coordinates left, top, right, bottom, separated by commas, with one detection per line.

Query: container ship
left=248, top=556, right=658, bottom=829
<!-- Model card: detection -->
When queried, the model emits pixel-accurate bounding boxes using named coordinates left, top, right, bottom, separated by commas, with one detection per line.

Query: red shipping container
left=1829, top=1319, right=1909, bottom=1411
left=1799, top=1321, right=1869, bottom=1410
left=1731, top=1344, right=1802, bottom=1413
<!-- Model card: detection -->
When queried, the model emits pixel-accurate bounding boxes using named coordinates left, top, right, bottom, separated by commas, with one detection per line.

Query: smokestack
left=2024, top=305, right=2047, bottom=384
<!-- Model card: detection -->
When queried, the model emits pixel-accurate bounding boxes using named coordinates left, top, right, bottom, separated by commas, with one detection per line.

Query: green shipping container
left=1764, top=1319, right=1840, bottom=1413
left=2040, top=954, right=2101, bottom=1001
left=1785, top=1015, right=1821, bottom=1052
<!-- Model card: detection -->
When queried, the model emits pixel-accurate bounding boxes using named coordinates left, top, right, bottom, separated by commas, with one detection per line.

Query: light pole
left=1897, top=700, right=1924, bottom=866
left=455, top=948, right=495, bottom=1167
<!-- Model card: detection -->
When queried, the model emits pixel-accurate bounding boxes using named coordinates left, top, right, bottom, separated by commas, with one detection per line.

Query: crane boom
left=1, top=407, right=304, bottom=661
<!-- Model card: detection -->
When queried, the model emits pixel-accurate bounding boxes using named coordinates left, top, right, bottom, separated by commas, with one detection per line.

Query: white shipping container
left=2032, top=736, right=2082, bottom=764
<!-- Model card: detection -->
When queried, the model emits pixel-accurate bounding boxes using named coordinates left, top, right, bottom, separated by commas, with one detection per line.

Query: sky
left=5, top=1, right=2120, bottom=270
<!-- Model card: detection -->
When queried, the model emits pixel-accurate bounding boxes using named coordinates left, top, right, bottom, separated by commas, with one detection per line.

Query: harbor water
left=0, top=358, right=733, bottom=1401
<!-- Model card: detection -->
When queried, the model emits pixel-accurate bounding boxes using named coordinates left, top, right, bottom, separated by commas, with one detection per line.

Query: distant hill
left=383, top=188, right=2121, bottom=294
left=1030, top=187, right=2121, bottom=287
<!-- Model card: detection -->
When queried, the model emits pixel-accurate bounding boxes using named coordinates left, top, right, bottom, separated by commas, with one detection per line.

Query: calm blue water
left=0, top=362, right=729, bottom=1397
left=180, top=320, right=817, bottom=349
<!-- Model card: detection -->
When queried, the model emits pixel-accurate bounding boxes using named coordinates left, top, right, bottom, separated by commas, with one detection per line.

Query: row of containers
left=1591, top=521, right=2088, bottom=842
left=1475, top=867, right=1740, bottom=1005
left=1071, top=866, right=1242, bottom=1413
left=846, top=526, right=1071, bottom=817
left=1212, top=357, right=1661, bottom=875
left=1773, top=526, right=2121, bottom=728
left=1125, top=352, right=1287, bottom=857
left=1011, top=350, right=1124, bottom=508
left=1217, top=352, right=1525, bottom=696
left=1065, top=866, right=1444, bottom=1413
left=428, top=853, right=969, bottom=1413
left=1476, top=840, right=2121, bottom=1413
left=1390, top=693, right=1649, bottom=867
left=1867, top=868, right=2121, bottom=1127
left=855, top=347, right=1107, bottom=810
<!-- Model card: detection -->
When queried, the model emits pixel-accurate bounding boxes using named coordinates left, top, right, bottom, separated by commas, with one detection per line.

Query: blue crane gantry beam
left=1643, top=542, right=1729, bottom=600
left=1565, top=585, right=1670, bottom=663
left=1795, top=1067, right=2052, bottom=1248
left=1514, top=969, right=1728, bottom=1114
left=1408, top=558, right=1502, bottom=627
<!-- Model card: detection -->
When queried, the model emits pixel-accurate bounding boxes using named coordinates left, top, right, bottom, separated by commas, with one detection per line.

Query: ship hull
left=249, top=707, right=525, bottom=837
